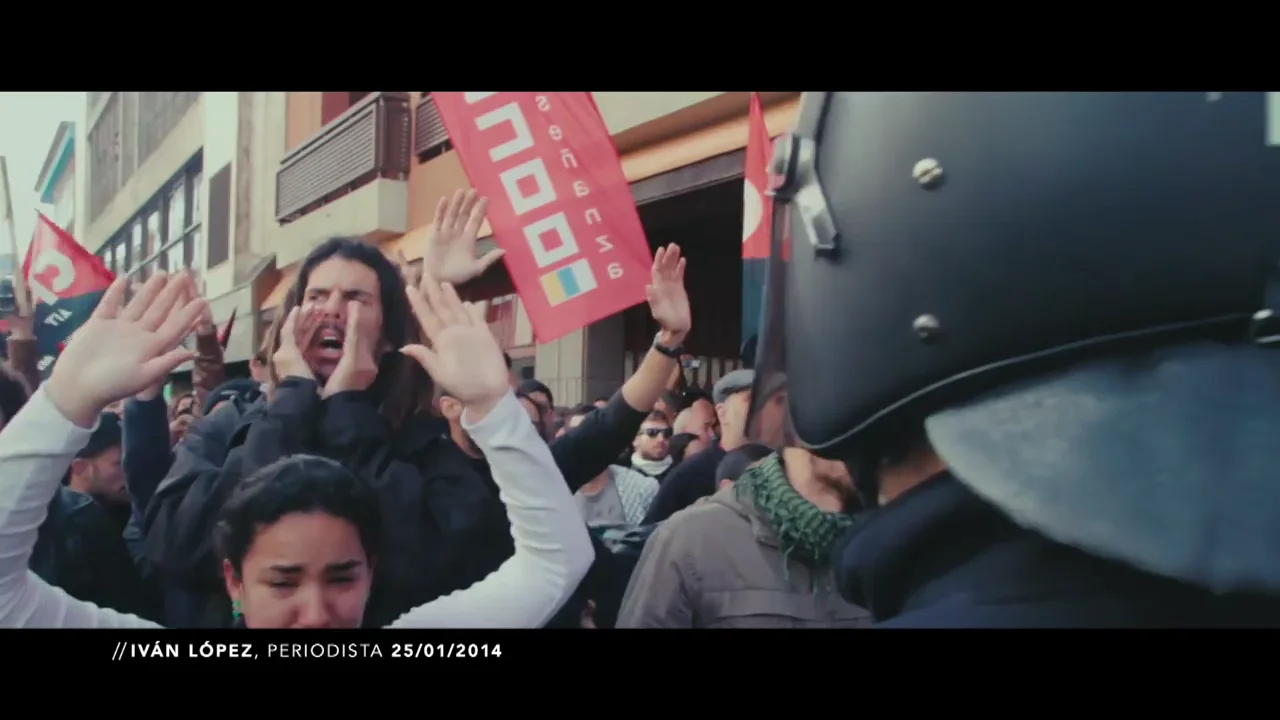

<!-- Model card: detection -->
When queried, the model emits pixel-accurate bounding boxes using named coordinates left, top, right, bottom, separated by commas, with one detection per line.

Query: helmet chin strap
left=853, top=456, right=882, bottom=511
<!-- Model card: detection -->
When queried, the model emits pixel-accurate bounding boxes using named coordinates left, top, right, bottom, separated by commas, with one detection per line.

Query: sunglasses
left=640, top=427, right=673, bottom=439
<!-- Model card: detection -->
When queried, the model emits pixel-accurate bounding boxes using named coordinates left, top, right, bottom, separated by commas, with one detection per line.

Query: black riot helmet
left=747, top=92, right=1280, bottom=593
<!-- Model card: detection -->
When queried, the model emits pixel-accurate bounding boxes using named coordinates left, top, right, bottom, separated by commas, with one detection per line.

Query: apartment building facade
left=253, top=91, right=800, bottom=405
left=81, top=92, right=267, bottom=370
left=33, top=121, right=77, bottom=235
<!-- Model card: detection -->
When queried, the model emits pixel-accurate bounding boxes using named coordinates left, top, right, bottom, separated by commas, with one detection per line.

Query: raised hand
left=422, top=189, right=505, bottom=286
left=45, top=273, right=206, bottom=428
left=394, top=250, right=423, bottom=288
left=322, top=302, right=379, bottom=397
left=272, top=305, right=319, bottom=381
left=138, top=280, right=198, bottom=402
left=401, top=275, right=508, bottom=419
left=646, top=244, right=691, bottom=345
left=5, top=282, right=34, bottom=340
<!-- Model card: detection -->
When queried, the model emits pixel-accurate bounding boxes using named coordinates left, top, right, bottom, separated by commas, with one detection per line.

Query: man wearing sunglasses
left=626, top=411, right=675, bottom=483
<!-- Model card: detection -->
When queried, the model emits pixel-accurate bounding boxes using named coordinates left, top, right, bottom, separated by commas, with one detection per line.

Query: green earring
left=231, top=599, right=242, bottom=619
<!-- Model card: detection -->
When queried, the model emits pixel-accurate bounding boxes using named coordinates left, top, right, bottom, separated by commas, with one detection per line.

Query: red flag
left=432, top=93, right=653, bottom=344
left=23, top=213, right=114, bottom=307
left=742, top=93, right=774, bottom=261
left=218, top=307, right=237, bottom=349
left=22, top=213, right=115, bottom=376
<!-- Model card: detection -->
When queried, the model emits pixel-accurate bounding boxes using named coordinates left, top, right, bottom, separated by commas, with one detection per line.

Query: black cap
left=77, top=412, right=121, bottom=459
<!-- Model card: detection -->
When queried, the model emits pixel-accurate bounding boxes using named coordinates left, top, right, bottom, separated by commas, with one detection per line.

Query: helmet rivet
left=913, top=314, right=941, bottom=343
left=913, top=158, right=945, bottom=189
left=1250, top=309, right=1280, bottom=346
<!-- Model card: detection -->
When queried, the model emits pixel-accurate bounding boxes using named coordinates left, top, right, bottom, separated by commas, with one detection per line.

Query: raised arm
left=0, top=271, right=207, bottom=628
left=393, top=276, right=593, bottom=628
left=0, top=388, right=162, bottom=628
left=548, top=244, right=692, bottom=491
left=387, top=391, right=592, bottom=628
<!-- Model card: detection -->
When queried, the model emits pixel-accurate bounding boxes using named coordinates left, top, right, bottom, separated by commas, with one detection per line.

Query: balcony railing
left=414, top=93, right=452, bottom=160
left=276, top=92, right=411, bottom=223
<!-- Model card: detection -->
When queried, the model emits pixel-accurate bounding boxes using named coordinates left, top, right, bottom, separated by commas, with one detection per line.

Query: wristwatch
left=652, top=332, right=684, bottom=359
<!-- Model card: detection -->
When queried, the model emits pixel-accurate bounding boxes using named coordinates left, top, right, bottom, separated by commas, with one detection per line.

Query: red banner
left=22, top=213, right=115, bottom=376
left=23, top=213, right=114, bottom=307
left=432, top=92, right=653, bottom=344
left=742, top=93, right=774, bottom=261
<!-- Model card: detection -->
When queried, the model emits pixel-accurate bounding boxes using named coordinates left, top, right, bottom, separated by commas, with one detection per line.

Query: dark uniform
left=748, top=92, right=1280, bottom=627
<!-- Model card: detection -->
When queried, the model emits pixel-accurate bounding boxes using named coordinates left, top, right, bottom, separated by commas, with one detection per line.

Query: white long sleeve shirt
left=0, top=386, right=593, bottom=629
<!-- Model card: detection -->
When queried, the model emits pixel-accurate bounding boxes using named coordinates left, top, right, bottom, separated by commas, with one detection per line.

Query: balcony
left=414, top=93, right=453, bottom=161
left=273, top=92, right=411, bottom=263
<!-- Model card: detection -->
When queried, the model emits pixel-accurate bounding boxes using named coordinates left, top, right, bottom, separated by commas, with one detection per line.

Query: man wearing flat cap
left=617, top=367, right=870, bottom=627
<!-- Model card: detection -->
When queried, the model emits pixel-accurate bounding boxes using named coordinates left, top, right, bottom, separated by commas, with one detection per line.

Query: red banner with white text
left=22, top=213, right=115, bottom=376
left=432, top=92, right=653, bottom=344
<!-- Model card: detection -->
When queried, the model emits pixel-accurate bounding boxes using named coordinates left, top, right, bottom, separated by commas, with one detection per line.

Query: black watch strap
left=653, top=334, right=683, bottom=359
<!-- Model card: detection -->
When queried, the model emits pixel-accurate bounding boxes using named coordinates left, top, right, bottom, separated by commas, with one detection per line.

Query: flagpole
left=0, top=157, right=30, bottom=316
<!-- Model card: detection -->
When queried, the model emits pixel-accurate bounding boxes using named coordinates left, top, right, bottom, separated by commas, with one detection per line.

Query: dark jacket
left=457, top=390, right=651, bottom=628
left=836, top=473, right=1280, bottom=628
left=142, top=377, right=512, bottom=628
left=641, top=445, right=726, bottom=524
left=122, top=394, right=210, bottom=627
left=32, top=487, right=156, bottom=619
left=122, top=395, right=172, bottom=564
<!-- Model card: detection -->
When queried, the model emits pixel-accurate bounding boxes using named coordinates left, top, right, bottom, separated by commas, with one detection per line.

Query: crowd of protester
left=0, top=188, right=853, bottom=629
left=9, top=91, right=1280, bottom=631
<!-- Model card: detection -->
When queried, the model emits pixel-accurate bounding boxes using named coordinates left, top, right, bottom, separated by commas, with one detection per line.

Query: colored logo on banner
left=431, top=92, right=653, bottom=344
left=540, top=259, right=598, bottom=306
left=22, top=213, right=115, bottom=377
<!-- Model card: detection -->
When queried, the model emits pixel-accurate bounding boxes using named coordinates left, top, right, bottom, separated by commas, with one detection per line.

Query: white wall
left=249, top=92, right=289, bottom=257
left=73, top=107, right=89, bottom=249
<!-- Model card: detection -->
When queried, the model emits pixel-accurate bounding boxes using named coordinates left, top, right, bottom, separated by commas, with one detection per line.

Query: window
left=206, top=164, right=231, bottom=267
left=167, top=235, right=186, bottom=272
left=415, top=94, right=453, bottom=162
left=102, top=157, right=202, bottom=282
left=190, top=170, right=202, bottom=227
left=168, top=178, right=187, bottom=238
left=129, top=221, right=144, bottom=276
left=187, top=227, right=202, bottom=274
left=145, top=207, right=161, bottom=270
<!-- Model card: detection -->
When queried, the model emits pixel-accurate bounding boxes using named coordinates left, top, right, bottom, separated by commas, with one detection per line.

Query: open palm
left=422, top=189, right=506, bottom=286
left=46, top=273, right=206, bottom=426
left=645, top=244, right=691, bottom=336
left=401, top=275, right=508, bottom=408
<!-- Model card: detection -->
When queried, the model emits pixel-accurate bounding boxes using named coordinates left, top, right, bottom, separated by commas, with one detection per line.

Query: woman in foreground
left=0, top=272, right=593, bottom=629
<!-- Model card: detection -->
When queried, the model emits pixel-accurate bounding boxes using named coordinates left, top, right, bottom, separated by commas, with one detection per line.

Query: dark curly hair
left=267, top=237, right=430, bottom=430
left=213, top=454, right=381, bottom=576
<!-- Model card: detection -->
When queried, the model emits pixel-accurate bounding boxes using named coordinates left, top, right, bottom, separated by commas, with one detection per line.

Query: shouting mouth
left=315, top=327, right=345, bottom=360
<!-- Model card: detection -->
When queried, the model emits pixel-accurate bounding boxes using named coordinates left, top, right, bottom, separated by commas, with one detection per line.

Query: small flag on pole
left=741, top=93, right=774, bottom=350
left=218, top=307, right=237, bottom=349
left=22, top=213, right=115, bottom=377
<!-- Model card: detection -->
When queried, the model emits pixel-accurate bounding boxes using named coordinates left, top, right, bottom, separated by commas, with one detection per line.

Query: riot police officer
left=747, top=91, right=1280, bottom=627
